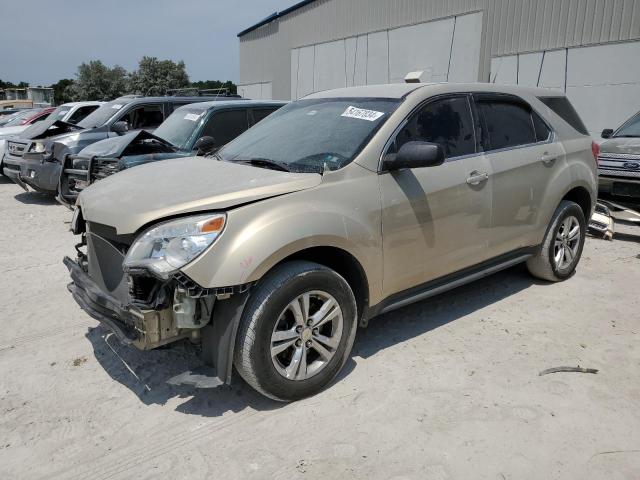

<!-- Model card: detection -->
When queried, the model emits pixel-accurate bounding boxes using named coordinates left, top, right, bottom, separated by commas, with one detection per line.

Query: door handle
left=466, top=171, right=489, bottom=186
left=541, top=152, right=557, bottom=166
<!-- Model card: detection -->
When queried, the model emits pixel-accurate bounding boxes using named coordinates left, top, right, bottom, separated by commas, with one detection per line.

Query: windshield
left=218, top=98, right=400, bottom=172
left=152, top=107, right=205, bottom=149
left=614, top=112, right=640, bottom=138
left=20, top=106, right=71, bottom=136
left=4, top=109, right=43, bottom=127
left=77, top=99, right=129, bottom=129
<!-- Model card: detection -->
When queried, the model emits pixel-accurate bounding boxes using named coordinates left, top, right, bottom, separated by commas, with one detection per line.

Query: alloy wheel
left=553, top=215, right=581, bottom=270
left=270, top=290, right=344, bottom=381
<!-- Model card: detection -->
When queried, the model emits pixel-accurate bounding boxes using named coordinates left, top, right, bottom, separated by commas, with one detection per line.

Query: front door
left=379, top=95, right=494, bottom=298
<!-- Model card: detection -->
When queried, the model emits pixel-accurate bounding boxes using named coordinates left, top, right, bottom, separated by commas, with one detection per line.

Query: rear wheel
left=234, top=261, right=357, bottom=402
left=527, top=200, right=586, bottom=281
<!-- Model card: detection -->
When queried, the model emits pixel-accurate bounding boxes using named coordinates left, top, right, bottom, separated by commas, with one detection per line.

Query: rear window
left=538, top=96, right=589, bottom=136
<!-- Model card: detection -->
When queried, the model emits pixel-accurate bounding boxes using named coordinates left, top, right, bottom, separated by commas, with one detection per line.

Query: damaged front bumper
left=64, top=233, right=251, bottom=384
left=16, top=152, right=61, bottom=193
left=64, top=256, right=140, bottom=344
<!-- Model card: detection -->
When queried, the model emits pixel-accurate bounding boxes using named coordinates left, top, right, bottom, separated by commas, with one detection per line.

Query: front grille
left=598, top=153, right=640, bottom=178
left=90, top=158, right=121, bottom=181
left=7, top=141, right=26, bottom=157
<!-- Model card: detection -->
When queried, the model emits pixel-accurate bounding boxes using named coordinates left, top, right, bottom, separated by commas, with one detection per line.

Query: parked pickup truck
left=65, top=83, right=597, bottom=401
left=1, top=102, right=102, bottom=182
left=58, top=100, right=285, bottom=206
left=598, top=110, right=640, bottom=200
left=3, top=94, right=244, bottom=195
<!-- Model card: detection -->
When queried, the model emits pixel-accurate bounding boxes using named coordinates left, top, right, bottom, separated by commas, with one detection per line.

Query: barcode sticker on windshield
left=111, top=104, right=123, bottom=110
left=341, top=106, right=384, bottom=122
left=184, top=113, right=201, bottom=121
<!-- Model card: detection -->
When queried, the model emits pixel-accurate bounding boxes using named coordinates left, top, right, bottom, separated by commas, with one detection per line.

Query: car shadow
left=13, top=191, right=58, bottom=206
left=85, top=264, right=539, bottom=417
left=0, top=175, right=14, bottom=184
left=350, top=264, right=538, bottom=361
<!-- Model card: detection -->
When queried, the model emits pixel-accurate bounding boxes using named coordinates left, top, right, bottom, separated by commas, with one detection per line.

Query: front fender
left=181, top=172, right=383, bottom=303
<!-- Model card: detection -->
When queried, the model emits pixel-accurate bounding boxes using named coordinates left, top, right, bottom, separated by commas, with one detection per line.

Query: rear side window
left=252, top=107, right=280, bottom=125
left=532, top=111, right=551, bottom=142
left=477, top=100, right=536, bottom=150
left=201, top=110, right=249, bottom=148
left=391, top=96, right=476, bottom=158
left=537, top=96, right=588, bottom=135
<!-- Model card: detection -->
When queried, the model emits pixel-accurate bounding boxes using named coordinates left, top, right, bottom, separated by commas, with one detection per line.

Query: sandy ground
left=0, top=176, right=639, bottom=480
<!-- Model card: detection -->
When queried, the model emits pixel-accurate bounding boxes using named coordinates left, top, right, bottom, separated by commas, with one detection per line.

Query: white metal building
left=238, top=0, right=640, bottom=136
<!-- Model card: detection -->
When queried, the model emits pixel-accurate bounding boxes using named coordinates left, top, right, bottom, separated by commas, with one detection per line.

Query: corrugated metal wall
left=239, top=0, right=640, bottom=100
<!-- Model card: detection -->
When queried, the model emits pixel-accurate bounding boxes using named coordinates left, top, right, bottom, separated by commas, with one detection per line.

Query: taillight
left=591, top=141, right=600, bottom=166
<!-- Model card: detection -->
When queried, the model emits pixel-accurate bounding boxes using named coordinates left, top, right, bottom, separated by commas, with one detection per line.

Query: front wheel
left=527, top=200, right=586, bottom=282
left=234, top=261, right=357, bottom=402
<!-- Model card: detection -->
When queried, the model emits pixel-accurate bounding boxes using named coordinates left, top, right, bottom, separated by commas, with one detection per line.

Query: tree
left=190, top=79, right=237, bottom=95
left=128, top=56, right=190, bottom=96
left=69, top=60, right=129, bottom=101
left=50, top=78, right=75, bottom=105
left=0, top=79, right=29, bottom=90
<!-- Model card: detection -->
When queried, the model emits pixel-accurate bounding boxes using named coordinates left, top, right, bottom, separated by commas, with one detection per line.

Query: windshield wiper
left=234, top=158, right=291, bottom=172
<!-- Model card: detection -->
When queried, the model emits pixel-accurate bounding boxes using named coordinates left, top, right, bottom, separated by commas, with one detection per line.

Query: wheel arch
left=253, top=244, right=370, bottom=324
left=561, top=185, right=593, bottom=220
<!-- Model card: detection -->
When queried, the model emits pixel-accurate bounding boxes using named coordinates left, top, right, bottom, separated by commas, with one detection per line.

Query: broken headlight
left=30, top=142, right=46, bottom=153
left=123, top=213, right=226, bottom=278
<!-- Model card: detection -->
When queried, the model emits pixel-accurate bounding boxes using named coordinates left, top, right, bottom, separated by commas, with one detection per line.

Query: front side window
left=218, top=98, right=401, bottom=173
left=389, top=96, right=476, bottom=159
left=478, top=100, right=537, bottom=150
left=200, top=110, right=249, bottom=148
left=118, top=104, right=164, bottom=130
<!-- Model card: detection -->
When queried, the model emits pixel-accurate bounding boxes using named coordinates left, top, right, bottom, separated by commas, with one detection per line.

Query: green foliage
left=190, top=79, right=237, bottom=95
left=0, top=79, right=29, bottom=90
left=128, top=56, right=190, bottom=96
left=50, top=78, right=75, bottom=105
left=5, top=57, right=238, bottom=104
left=68, top=60, right=129, bottom=101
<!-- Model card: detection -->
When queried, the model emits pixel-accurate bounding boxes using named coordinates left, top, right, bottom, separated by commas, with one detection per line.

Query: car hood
left=79, top=130, right=176, bottom=158
left=0, top=125, right=28, bottom=138
left=600, top=137, right=640, bottom=155
left=78, top=156, right=322, bottom=234
left=26, top=120, right=83, bottom=140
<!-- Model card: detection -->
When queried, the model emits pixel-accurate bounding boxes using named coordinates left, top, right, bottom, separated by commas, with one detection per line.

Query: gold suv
left=65, top=83, right=598, bottom=401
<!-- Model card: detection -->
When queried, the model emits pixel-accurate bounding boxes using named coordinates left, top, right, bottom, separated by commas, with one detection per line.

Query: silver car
left=65, top=83, right=597, bottom=401
left=599, top=110, right=640, bottom=200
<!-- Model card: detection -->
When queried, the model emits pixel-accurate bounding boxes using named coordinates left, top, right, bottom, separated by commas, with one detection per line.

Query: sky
left=0, top=0, right=296, bottom=86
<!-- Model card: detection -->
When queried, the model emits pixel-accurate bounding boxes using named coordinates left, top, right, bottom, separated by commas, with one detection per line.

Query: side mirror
left=112, top=121, right=129, bottom=135
left=601, top=129, right=614, bottom=139
left=193, top=136, right=216, bottom=154
left=384, top=141, right=446, bottom=171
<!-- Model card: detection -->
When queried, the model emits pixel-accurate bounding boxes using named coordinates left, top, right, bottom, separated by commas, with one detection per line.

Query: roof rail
left=165, top=87, right=234, bottom=97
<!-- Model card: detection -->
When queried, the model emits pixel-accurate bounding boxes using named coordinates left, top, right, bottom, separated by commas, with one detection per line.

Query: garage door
left=290, top=12, right=483, bottom=100
left=490, top=40, right=640, bottom=137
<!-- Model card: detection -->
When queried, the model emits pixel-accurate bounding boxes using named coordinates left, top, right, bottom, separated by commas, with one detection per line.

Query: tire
left=234, top=260, right=358, bottom=402
left=527, top=200, right=586, bottom=282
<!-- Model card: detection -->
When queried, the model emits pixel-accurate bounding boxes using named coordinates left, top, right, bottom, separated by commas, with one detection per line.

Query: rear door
left=474, top=94, right=560, bottom=252
left=379, top=94, right=494, bottom=297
